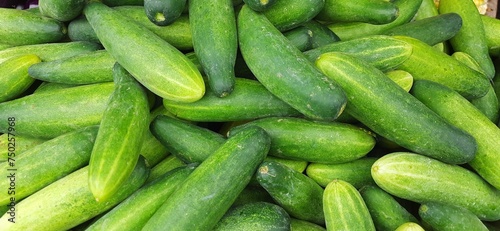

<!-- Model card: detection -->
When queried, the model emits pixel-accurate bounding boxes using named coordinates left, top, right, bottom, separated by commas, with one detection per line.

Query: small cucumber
left=419, top=202, right=489, bottom=231
left=39, top=0, right=85, bottom=22
left=0, top=54, right=40, bottom=103
left=142, top=126, right=270, bottom=230
left=213, top=202, right=291, bottom=231
left=262, top=0, right=325, bottom=31
left=146, top=155, right=186, bottom=183
left=67, top=16, right=101, bottom=44
left=323, top=179, right=375, bottom=231
left=315, top=52, right=477, bottom=165
left=316, top=0, right=399, bottom=25
left=306, top=157, right=377, bottom=188
left=238, top=5, right=347, bottom=121
left=0, top=134, right=46, bottom=162
left=243, top=0, right=278, bottom=12
left=144, top=0, right=186, bottom=26
left=88, top=63, right=150, bottom=202
left=290, top=219, right=326, bottom=231
left=256, top=161, right=325, bottom=225
left=371, top=152, right=500, bottom=221
left=163, top=78, right=301, bottom=122
left=84, top=2, right=205, bottom=103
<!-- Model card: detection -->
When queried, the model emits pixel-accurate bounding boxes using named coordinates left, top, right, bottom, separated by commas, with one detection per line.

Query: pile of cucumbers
left=1, top=0, right=500, bottom=230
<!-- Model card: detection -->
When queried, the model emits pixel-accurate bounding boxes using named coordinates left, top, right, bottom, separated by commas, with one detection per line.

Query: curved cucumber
left=0, top=54, right=40, bottom=103
left=317, top=0, right=398, bottom=25
left=419, top=202, right=489, bottom=231
left=306, top=157, right=377, bottom=188
left=214, top=202, right=291, bottom=231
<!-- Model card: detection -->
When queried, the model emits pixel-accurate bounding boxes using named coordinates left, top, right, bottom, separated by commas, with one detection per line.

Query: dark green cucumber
left=214, top=202, right=291, bottom=231
left=0, top=54, right=41, bottom=103
left=39, top=0, right=85, bottom=22
left=142, top=126, right=270, bottom=230
left=243, top=0, right=277, bottom=12
left=238, top=5, right=346, bottom=121
left=86, top=165, right=195, bottom=231
left=163, top=78, right=302, bottom=122
left=256, top=161, right=325, bottom=225
left=190, top=0, right=237, bottom=97
left=67, top=15, right=101, bottom=44
left=284, top=26, right=314, bottom=52
left=382, top=13, right=463, bottom=46
left=146, top=155, right=186, bottom=183
left=316, top=0, right=398, bottom=25
left=315, top=52, right=477, bottom=165
left=359, top=185, right=420, bottom=231
left=323, top=179, right=375, bottom=231
left=28, top=49, right=115, bottom=85
left=262, top=0, right=325, bottom=31
left=371, top=152, right=500, bottom=221
left=89, top=63, right=150, bottom=202
left=144, top=0, right=186, bottom=26
left=228, top=117, right=376, bottom=164
left=0, top=157, right=149, bottom=230
left=84, top=2, right=204, bottom=103
left=419, top=202, right=488, bottom=231
left=306, top=157, right=377, bottom=188
left=300, top=20, right=340, bottom=49
left=0, top=8, right=66, bottom=46
left=290, top=219, right=326, bottom=231
left=0, top=82, right=114, bottom=139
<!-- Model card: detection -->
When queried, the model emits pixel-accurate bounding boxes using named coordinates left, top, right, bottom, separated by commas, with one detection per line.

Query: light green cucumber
left=213, top=202, right=291, bottom=231
left=0, top=54, right=41, bottom=103
left=306, top=157, right=377, bottom=188
left=419, top=202, right=489, bottom=231
left=135, top=105, right=170, bottom=167
left=385, top=70, right=413, bottom=92
left=395, top=222, right=425, bottom=231
left=146, top=155, right=186, bottom=183
left=39, top=0, right=86, bottom=22
left=0, top=134, right=46, bottom=162
left=316, top=0, right=398, bottom=25
left=263, top=0, right=325, bottom=31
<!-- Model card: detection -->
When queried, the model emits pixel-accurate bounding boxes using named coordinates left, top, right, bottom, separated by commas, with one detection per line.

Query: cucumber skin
left=238, top=6, right=347, bottom=121
left=371, top=152, right=500, bottom=221
left=39, top=0, right=85, bottom=22
left=142, top=126, right=271, bottom=231
left=214, top=202, right=291, bottom=231
left=263, top=0, right=324, bottom=31
left=419, top=202, right=489, bottom=231
left=290, top=219, right=326, bottom=231
left=84, top=2, right=205, bottom=103
left=315, top=52, right=477, bottom=165
left=0, top=82, right=115, bottom=139
left=317, top=0, right=398, bottom=25
left=0, top=54, right=40, bottom=103
left=306, top=157, right=377, bottom=188
left=0, top=134, right=46, bottom=162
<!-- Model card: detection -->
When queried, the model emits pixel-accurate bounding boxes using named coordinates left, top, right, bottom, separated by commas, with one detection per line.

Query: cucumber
left=243, top=0, right=278, bottom=12
left=89, top=63, right=150, bottom=202
left=86, top=165, right=195, bottom=231
left=371, top=152, right=500, bottom=221
left=137, top=106, right=171, bottom=167
left=228, top=117, right=376, bottom=164
left=0, top=82, right=114, bottom=139
left=38, top=0, right=86, bottom=22
left=481, top=15, right=500, bottom=56
left=0, top=54, right=41, bottom=103
left=213, top=202, right=291, bottom=231
left=67, top=16, right=101, bottom=44
left=101, top=0, right=143, bottom=6
left=284, top=26, right=314, bottom=52
left=470, top=83, right=499, bottom=124
left=144, top=0, right=186, bottom=26
left=163, top=78, right=302, bottom=122
left=419, top=202, right=489, bottom=231
left=316, top=0, right=398, bottom=25
left=0, top=8, right=66, bottom=46
left=411, top=80, right=500, bottom=190
left=395, top=222, right=425, bottom=231
left=323, top=179, right=375, bottom=231
left=84, top=1, right=205, bottom=103
left=394, top=35, right=490, bottom=100
left=189, top=0, right=237, bottom=97
left=28, top=49, right=115, bottom=85
left=238, top=5, right=347, bottom=121
left=0, top=134, right=46, bottom=162
left=306, top=157, right=377, bottom=188
left=146, top=155, right=186, bottom=183
left=359, top=185, right=420, bottom=231
left=142, top=126, right=270, bottom=230
left=315, top=52, right=477, bottom=165
left=300, top=20, right=340, bottom=49
left=266, top=156, right=308, bottom=173
left=0, top=126, right=98, bottom=207
left=256, top=161, right=325, bottom=225
left=0, top=157, right=149, bottom=231
left=414, top=0, right=439, bottom=20
left=452, top=51, right=487, bottom=76
left=290, top=219, right=326, bottom=231
left=263, top=0, right=325, bottom=31
left=385, top=70, right=413, bottom=92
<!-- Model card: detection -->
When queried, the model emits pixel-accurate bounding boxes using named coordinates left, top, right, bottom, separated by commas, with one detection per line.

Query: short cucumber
left=419, top=202, right=489, bottom=231
left=263, top=0, right=325, bottom=31
left=323, top=179, right=375, bottom=231
left=0, top=54, right=41, bottom=103
left=290, top=218, right=326, bottom=231
left=315, top=52, right=477, bottom=165
left=38, top=0, right=86, bottom=22
left=238, top=5, right=347, bottom=121
left=88, top=63, right=150, bottom=202
left=213, top=202, right=291, bottom=231
left=371, top=152, right=500, bottom=221
left=144, top=0, right=186, bottom=26
left=243, top=0, right=278, bottom=12
left=142, top=126, right=270, bottom=230
left=306, top=157, right=377, bottom=188
left=316, top=0, right=399, bottom=25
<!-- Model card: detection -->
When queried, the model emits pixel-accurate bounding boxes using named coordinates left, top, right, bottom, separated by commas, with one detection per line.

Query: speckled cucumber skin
left=213, top=202, right=291, bottom=231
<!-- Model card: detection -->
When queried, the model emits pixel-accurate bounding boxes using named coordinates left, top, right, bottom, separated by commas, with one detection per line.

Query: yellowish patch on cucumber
left=260, top=0, right=269, bottom=5
left=155, top=12, right=166, bottom=23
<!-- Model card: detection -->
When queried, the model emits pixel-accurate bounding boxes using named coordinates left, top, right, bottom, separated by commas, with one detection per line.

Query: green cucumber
left=266, top=156, right=308, bottom=173
left=411, top=80, right=500, bottom=190
left=323, top=179, right=375, bottom=231
left=39, top=0, right=85, bottom=22
left=232, top=185, right=275, bottom=208
left=395, top=222, right=425, bottom=231
left=470, top=83, right=499, bottom=124
left=229, top=117, right=376, bottom=164
left=238, top=5, right=346, bottom=121
left=0, top=82, right=114, bottom=139
left=243, top=0, right=278, bottom=12
left=0, top=54, right=41, bottom=103
left=88, top=63, right=150, bottom=202
left=359, top=185, right=420, bottom=231
left=414, top=0, right=439, bottom=20
left=142, top=126, right=270, bottom=230
left=290, top=219, right=326, bottom=231
left=316, top=0, right=398, bottom=25
left=144, top=0, right=187, bottom=26
left=0, top=8, right=66, bottom=46
left=146, top=155, right=186, bottom=183
left=284, top=26, right=314, bottom=52
left=163, top=78, right=301, bottom=122
left=315, top=52, right=477, bottom=165
left=86, top=165, right=195, bottom=231
left=300, top=20, right=340, bottom=49
left=371, top=152, right=500, bottom=221
left=0, top=126, right=98, bottom=207
left=481, top=15, right=500, bottom=56
left=101, top=0, right=144, bottom=6
left=0, top=134, right=46, bottom=162
left=306, top=157, right=377, bottom=188
left=256, top=161, right=325, bottom=225
left=419, top=202, right=489, bottom=231
left=67, top=16, right=101, bottom=44
left=137, top=106, right=171, bottom=167
left=28, top=49, right=115, bottom=85
left=385, top=70, right=413, bottom=92
left=263, top=0, right=325, bottom=31
left=190, top=0, right=237, bottom=97
left=84, top=2, right=204, bottom=103
left=214, top=202, right=291, bottom=231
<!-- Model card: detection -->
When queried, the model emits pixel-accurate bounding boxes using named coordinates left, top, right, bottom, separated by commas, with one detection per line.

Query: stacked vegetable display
left=0, top=0, right=500, bottom=230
